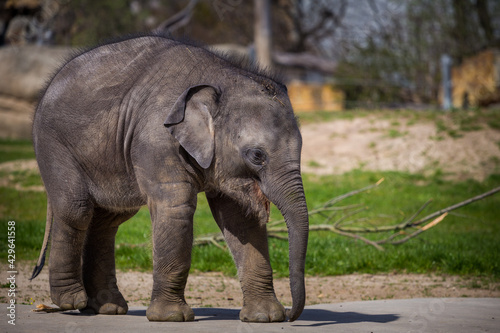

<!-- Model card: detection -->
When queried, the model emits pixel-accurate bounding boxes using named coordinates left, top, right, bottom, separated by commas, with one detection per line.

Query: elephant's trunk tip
left=286, top=305, right=304, bottom=322
left=285, top=274, right=306, bottom=321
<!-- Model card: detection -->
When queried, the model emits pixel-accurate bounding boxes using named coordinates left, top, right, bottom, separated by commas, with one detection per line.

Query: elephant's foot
left=81, top=289, right=128, bottom=315
left=240, top=298, right=286, bottom=322
left=50, top=284, right=88, bottom=311
left=146, top=300, right=194, bottom=322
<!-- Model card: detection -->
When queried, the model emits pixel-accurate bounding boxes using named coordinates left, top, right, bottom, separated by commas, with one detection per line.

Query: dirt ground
left=2, top=262, right=500, bottom=308
left=2, top=113, right=500, bottom=308
left=300, top=114, right=500, bottom=181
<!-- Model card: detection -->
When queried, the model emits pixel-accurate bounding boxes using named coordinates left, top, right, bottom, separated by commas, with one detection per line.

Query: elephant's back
left=33, top=36, right=172, bottom=140
left=36, top=36, right=170, bottom=110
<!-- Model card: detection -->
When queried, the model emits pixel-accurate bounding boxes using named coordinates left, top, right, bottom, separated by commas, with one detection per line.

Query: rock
left=0, top=45, right=74, bottom=101
left=0, top=45, right=74, bottom=139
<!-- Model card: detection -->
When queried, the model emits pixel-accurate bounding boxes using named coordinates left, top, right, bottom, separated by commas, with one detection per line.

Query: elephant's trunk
left=265, top=170, right=309, bottom=322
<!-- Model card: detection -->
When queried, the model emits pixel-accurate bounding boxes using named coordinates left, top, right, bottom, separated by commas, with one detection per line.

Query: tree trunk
left=475, top=0, right=494, bottom=46
left=254, top=0, right=272, bottom=69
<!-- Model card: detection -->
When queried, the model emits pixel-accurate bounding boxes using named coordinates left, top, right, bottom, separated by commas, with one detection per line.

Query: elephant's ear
left=164, top=85, right=219, bottom=169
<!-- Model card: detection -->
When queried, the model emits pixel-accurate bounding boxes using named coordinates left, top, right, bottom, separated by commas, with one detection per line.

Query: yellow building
left=451, top=48, right=500, bottom=108
left=286, top=82, right=345, bottom=112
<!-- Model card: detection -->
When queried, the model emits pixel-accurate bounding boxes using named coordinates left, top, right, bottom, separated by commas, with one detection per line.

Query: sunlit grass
left=2, top=169, right=499, bottom=278
left=1, top=118, right=499, bottom=279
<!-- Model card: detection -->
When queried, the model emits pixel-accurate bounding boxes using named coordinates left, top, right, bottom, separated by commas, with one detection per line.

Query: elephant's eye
left=246, top=148, right=267, bottom=166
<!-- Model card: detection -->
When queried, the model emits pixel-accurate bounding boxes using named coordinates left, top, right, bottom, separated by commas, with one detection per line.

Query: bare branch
left=410, top=186, right=500, bottom=227
left=154, top=0, right=199, bottom=33
left=278, top=0, right=348, bottom=53
left=273, top=52, right=338, bottom=73
left=265, top=224, right=385, bottom=251
left=388, top=213, right=448, bottom=245
left=192, top=181, right=500, bottom=252
left=337, top=199, right=433, bottom=233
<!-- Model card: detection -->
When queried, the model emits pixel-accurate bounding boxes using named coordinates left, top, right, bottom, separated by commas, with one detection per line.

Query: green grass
left=307, top=160, right=322, bottom=168
left=300, top=171, right=500, bottom=277
left=0, top=138, right=35, bottom=163
left=2, top=169, right=499, bottom=279
left=0, top=188, right=49, bottom=260
left=387, top=129, right=408, bottom=138
left=1, top=128, right=500, bottom=280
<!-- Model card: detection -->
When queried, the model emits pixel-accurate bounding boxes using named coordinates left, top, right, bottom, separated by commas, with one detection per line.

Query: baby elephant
left=31, top=34, right=309, bottom=322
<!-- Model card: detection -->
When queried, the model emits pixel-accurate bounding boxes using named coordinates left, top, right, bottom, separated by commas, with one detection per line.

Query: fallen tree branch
left=388, top=213, right=448, bottom=245
left=335, top=199, right=433, bottom=233
left=193, top=233, right=225, bottom=247
left=193, top=180, right=500, bottom=251
left=409, top=186, right=500, bottom=227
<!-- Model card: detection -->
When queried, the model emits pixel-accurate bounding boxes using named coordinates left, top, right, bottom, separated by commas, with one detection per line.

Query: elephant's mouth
left=214, top=178, right=270, bottom=224
left=251, top=180, right=270, bottom=223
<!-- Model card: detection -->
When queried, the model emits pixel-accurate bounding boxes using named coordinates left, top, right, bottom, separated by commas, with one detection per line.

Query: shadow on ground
left=122, top=307, right=399, bottom=326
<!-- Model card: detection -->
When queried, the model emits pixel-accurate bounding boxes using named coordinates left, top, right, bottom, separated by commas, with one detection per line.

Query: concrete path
left=3, top=298, right=499, bottom=332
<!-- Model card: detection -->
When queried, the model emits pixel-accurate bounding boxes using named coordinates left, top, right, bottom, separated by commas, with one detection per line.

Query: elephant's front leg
left=207, top=193, right=285, bottom=322
left=146, top=186, right=196, bottom=322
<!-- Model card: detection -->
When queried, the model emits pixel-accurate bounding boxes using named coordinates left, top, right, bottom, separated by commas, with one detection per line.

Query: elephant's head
left=164, top=77, right=309, bottom=321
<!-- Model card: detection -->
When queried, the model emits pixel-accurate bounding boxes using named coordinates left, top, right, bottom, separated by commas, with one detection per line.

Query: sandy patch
left=301, top=116, right=500, bottom=181
left=2, top=263, right=499, bottom=308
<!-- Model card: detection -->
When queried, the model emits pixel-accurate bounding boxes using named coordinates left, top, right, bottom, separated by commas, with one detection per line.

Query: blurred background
left=1, top=0, right=500, bottom=305
left=2, top=0, right=500, bottom=137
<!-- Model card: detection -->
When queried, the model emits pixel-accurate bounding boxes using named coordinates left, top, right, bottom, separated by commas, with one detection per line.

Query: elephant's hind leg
left=48, top=197, right=93, bottom=311
left=81, top=208, right=138, bottom=315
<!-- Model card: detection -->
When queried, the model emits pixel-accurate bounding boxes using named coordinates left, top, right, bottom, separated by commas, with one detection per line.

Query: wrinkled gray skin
left=31, top=35, right=309, bottom=323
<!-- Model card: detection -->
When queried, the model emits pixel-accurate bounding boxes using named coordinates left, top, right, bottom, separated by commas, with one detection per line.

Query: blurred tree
left=1, top=0, right=67, bottom=45
left=2, top=0, right=348, bottom=54
left=5, top=0, right=498, bottom=107
left=274, top=0, right=347, bottom=56
left=451, top=0, right=482, bottom=60
left=0, top=0, right=40, bottom=45
left=65, top=0, right=145, bottom=46
left=475, top=0, right=495, bottom=45
left=334, top=0, right=500, bottom=107
left=154, top=0, right=198, bottom=33
left=56, top=0, right=256, bottom=47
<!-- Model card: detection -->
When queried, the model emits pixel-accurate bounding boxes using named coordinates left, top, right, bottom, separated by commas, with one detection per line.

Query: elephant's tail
left=30, top=197, right=53, bottom=280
